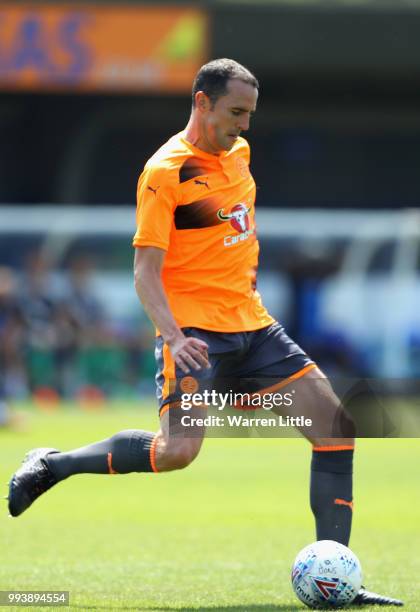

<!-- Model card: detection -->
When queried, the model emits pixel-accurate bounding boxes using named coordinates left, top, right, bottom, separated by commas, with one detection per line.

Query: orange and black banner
left=0, top=4, right=208, bottom=92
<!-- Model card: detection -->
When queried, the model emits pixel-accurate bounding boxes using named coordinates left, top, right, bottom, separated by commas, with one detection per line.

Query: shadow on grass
left=71, top=605, right=302, bottom=611
left=70, top=602, right=399, bottom=612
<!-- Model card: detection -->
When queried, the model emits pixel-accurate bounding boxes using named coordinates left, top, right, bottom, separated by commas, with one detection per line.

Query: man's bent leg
left=8, top=406, right=206, bottom=517
left=8, top=429, right=158, bottom=517
left=153, top=406, right=206, bottom=472
left=40, top=405, right=206, bottom=478
left=46, top=430, right=156, bottom=479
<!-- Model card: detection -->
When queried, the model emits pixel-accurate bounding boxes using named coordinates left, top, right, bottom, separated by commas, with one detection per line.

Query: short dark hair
left=192, top=58, right=259, bottom=108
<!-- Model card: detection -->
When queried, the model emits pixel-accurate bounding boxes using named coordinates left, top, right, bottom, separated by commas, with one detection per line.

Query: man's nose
left=237, top=114, right=250, bottom=132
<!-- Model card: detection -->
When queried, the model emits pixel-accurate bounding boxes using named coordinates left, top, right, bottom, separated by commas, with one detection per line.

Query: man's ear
left=195, top=91, right=210, bottom=113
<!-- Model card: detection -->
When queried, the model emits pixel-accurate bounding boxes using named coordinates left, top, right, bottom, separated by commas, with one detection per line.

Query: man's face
left=199, top=79, right=258, bottom=154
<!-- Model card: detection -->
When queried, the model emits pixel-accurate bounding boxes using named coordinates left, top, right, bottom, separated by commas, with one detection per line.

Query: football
left=291, top=540, right=363, bottom=609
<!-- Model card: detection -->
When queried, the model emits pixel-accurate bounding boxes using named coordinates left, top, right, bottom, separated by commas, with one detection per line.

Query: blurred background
left=2, top=0, right=420, bottom=414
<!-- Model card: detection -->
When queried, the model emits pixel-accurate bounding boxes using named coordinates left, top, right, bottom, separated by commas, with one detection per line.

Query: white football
left=291, top=540, right=363, bottom=609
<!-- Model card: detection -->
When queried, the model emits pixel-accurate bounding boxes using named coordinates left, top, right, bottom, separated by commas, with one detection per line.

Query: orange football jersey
left=133, top=131, right=274, bottom=333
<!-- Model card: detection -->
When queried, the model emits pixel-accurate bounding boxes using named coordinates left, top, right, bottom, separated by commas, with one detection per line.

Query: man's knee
left=296, top=368, right=356, bottom=440
left=157, top=408, right=205, bottom=471
left=156, top=438, right=202, bottom=472
left=167, top=443, right=199, bottom=470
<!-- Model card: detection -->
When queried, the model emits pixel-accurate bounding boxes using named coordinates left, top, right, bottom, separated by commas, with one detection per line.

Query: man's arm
left=134, top=246, right=210, bottom=374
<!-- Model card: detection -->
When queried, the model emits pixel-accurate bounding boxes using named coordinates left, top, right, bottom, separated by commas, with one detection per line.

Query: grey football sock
left=46, top=429, right=156, bottom=480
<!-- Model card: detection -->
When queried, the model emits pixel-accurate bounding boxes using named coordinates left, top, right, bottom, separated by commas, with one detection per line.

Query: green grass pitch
left=0, top=403, right=419, bottom=611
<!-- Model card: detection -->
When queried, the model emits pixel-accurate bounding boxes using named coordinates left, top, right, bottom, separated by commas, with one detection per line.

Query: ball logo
left=217, top=203, right=251, bottom=234
left=312, top=577, right=340, bottom=599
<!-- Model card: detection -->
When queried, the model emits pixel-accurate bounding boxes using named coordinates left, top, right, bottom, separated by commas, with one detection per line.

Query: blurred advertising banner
left=0, top=4, right=208, bottom=92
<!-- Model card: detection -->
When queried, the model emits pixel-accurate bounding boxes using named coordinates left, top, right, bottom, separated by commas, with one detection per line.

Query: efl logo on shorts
left=179, top=376, right=199, bottom=394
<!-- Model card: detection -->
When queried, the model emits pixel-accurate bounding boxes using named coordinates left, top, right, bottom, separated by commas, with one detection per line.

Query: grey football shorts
left=155, top=321, right=315, bottom=416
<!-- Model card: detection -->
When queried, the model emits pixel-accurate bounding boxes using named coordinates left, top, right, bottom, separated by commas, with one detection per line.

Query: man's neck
left=184, top=116, right=220, bottom=156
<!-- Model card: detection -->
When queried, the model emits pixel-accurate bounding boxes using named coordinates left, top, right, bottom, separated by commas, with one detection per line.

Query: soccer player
left=8, top=59, right=402, bottom=607
left=0, top=266, right=26, bottom=427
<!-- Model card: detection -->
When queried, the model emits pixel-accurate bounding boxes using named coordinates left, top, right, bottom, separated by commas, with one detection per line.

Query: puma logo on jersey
left=194, top=178, right=210, bottom=189
left=147, top=185, right=160, bottom=195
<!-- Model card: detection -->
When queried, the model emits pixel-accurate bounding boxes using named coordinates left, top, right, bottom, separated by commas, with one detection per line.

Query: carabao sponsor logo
left=217, top=203, right=254, bottom=247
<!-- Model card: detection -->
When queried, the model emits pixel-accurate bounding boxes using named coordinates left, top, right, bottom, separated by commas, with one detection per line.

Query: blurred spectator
left=60, top=255, right=105, bottom=396
left=63, top=255, right=104, bottom=341
left=19, top=250, right=58, bottom=348
left=18, top=250, right=60, bottom=392
left=0, top=266, right=27, bottom=399
left=50, top=301, right=80, bottom=398
left=0, top=251, right=158, bottom=401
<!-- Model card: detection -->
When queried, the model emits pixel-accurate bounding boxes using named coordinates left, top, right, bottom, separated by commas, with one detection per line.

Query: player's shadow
left=67, top=600, right=380, bottom=611
left=71, top=605, right=301, bottom=611
left=149, top=604, right=302, bottom=612
left=143, top=607, right=299, bottom=611
left=71, top=602, right=371, bottom=611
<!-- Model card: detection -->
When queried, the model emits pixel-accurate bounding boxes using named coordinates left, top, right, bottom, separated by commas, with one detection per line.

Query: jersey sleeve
left=133, top=164, right=178, bottom=251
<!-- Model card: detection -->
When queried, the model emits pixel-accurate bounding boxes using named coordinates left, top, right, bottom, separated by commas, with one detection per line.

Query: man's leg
left=269, top=365, right=355, bottom=546
left=299, top=369, right=355, bottom=547
left=310, top=443, right=354, bottom=546
left=8, top=406, right=205, bottom=517
left=280, top=365, right=402, bottom=606
left=44, top=406, right=204, bottom=478
left=237, top=325, right=355, bottom=545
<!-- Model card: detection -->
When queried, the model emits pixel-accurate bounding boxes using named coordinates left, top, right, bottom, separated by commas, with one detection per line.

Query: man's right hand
left=167, top=334, right=210, bottom=374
